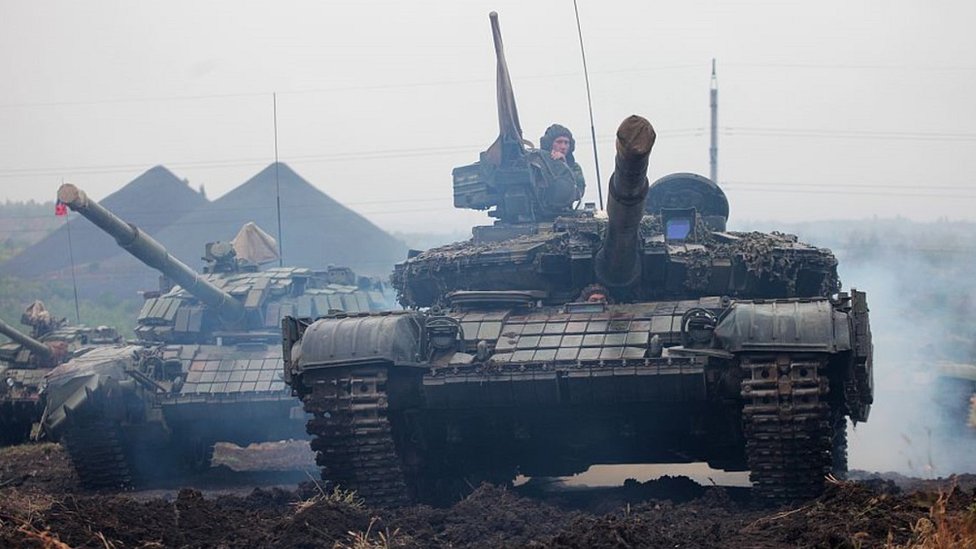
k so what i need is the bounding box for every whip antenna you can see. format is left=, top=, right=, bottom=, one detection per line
left=572, top=0, right=603, bottom=210
left=273, top=93, right=284, bottom=267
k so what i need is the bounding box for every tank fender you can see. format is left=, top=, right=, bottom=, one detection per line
left=41, top=345, right=147, bottom=439
left=288, top=312, right=426, bottom=375
left=713, top=299, right=853, bottom=353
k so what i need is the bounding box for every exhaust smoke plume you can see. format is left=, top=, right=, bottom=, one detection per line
left=762, top=218, right=976, bottom=476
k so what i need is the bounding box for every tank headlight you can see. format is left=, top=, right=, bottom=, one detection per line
left=5, top=377, right=14, bottom=387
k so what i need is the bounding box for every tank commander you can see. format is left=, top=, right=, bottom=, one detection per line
left=539, top=124, right=586, bottom=201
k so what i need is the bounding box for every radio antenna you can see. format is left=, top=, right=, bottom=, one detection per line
left=273, top=92, right=284, bottom=267
left=572, top=0, right=603, bottom=210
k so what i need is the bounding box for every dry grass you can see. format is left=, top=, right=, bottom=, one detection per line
left=0, top=506, right=69, bottom=549
left=334, top=517, right=403, bottom=549
left=0, top=442, right=60, bottom=460
left=887, top=486, right=976, bottom=549
left=14, top=522, right=72, bottom=549
left=292, top=475, right=364, bottom=515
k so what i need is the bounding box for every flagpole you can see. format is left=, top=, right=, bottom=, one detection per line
left=58, top=181, right=82, bottom=324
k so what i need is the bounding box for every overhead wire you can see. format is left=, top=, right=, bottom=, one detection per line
left=2, top=61, right=972, bottom=111
left=3, top=124, right=973, bottom=181
left=0, top=64, right=701, bottom=111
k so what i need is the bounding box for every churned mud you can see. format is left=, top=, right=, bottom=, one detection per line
left=1, top=443, right=974, bottom=548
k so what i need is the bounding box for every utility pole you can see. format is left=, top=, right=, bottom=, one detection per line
left=709, top=59, right=719, bottom=184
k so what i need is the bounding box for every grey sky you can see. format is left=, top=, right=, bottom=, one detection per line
left=1, top=0, right=974, bottom=232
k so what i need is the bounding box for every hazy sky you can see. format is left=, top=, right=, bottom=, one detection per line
left=1, top=0, right=974, bottom=232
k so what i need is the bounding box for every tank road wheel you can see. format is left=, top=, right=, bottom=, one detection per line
left=740, top=354, right=834, bottom=503
left=60, top=416, right=133, bottom=488
left=60, top=403, right=175, bottom=488
left=304, top=368, right=410, bottom=506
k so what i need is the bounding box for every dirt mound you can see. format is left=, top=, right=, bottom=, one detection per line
left=267, top=494, right=372, bottom=548
left=383, top=484, right=582, bottom=548
left=2, top=443, right=974, bottom=548
left=538, top=487, right=758, bottom=549
left=0, top=443, right=77, bottom=493
left=540, top=481, right=976, bottom=548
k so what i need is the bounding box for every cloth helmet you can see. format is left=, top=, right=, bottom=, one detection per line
left=539, top=124, right=577, bottom=164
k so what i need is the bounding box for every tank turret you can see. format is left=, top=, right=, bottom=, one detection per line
left=0, top=317, right=54, bottom=365
left=57, top=183, right=245, bottom=326
left=1, top=301, right=120, bottom=446
left=595, top=116, right=655, bottom=288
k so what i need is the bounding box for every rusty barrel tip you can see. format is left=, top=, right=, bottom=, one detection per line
left=615, top=115, right=656, bottom=158
left=57, top=183, right=83, bottom=205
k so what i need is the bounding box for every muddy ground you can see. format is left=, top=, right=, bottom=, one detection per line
left=0, top=444, right=973, bottom=548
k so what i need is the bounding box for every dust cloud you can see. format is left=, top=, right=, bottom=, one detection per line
left=774, top=219, right=976, bottom=476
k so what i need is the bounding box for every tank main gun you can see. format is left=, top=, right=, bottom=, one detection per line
left=56, top=184, right=246, bottom=326
left=0, top=317, right=54, bottom=362
left=595, top=115, right=656, bottom=288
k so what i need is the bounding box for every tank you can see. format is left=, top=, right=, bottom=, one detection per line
left=0, top=302, right=120, bottom=446
left=282, top=13, right=874, bottom=505
left=42, top=184, right=392, bottom=487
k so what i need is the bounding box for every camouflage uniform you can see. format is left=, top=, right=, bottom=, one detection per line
left=539, top=124, right=586, bottom=200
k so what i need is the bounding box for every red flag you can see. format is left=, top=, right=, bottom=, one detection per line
left=55, top=199, right=68, bottom=217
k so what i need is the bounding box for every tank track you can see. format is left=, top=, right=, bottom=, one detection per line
left=60, top=417, right=133, bottom=488
left=831, top=410, right=849, bottom=477
left=304, top=367, right=410, bottom=506
left=740, top=354, right=835, bottom=503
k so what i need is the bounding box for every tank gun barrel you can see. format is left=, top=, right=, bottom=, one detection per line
left=0, top=317, right=53, bottom=361
left=595, top=115, right=656, bottom=288
left=56, top=184, right=246, bottom=326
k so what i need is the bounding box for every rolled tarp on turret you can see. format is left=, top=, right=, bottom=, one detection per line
left=231, top=222, right=279, bottom=266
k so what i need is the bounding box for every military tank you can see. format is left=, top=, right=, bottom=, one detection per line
left=282, top=13, right=873, bottom=506
left=43, top=184, right=392, bottom=487
left=0, top=302, right=120, bottom=446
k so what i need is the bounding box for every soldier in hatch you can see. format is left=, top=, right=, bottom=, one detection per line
left=579, top=283, right=611, bottom=303
left=539, top=124, right=586, bottom=202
